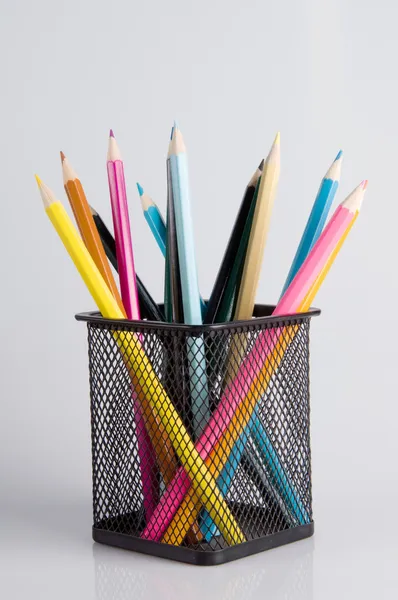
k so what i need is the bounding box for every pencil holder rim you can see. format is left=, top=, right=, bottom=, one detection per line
left=75, top=303, right=321, bottom=331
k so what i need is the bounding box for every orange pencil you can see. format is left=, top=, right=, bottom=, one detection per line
left=60, top=152, right=125, bottom=315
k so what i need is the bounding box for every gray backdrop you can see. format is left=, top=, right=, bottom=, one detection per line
left=1, top=0, right=396, bottom=598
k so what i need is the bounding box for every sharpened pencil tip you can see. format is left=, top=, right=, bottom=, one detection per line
left=89, top=205, right=98, bottom=216
left=361, top=179, right=368, bottom=190
left=335, top=150, right=343, bottom=161
left=109, top=129, right=114, bottom=138
left=35, top=174, right=42, bottom=188
left=60, top=151, right=66, bottom=163
left=274, top=132, right=280, bottom=145
left=136, top=182, right=144, bottom=196
left=258, top=159, right=265, bottom=170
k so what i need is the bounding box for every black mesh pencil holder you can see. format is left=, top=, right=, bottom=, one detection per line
left=76, top=304, right=320, bottom=566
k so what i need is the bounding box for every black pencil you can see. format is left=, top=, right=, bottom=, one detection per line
left=165, top=158, right=184, bottom=323
left=89, top=206, right=164, bottom=322
left=204, top=159, right=264, bottom=324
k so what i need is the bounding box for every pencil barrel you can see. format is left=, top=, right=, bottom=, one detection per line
left=77, top=304, right=319, bottom=565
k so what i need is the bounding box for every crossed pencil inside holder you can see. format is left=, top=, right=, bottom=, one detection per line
left=76, top=304, right=320, bottom=566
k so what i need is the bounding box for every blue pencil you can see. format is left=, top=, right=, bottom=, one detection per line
left=200, top=411, right=309, bottom=541
left=280, top=150, right=343, bottom=297
left=168, top=125, right=210, bottom=437
left=137, top=183, right=167, bottom=257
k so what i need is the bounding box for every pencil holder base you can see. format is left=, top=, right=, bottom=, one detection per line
left=92, top=510, right=314, bottom=566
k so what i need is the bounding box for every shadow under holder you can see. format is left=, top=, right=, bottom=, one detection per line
left=75, top=304, right=320, bottom=566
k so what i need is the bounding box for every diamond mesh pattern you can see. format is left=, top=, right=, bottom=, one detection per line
left=83, top=306, right=314, bottom=553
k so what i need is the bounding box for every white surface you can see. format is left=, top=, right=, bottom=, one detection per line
left=1, top=0, right=397, bottom=597
left=1, top=499, right=397, bottom=599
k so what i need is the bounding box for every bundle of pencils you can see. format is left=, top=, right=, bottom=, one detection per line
left=36, top=124, right=366, bottom=547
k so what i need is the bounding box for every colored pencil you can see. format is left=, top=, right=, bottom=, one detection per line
left=37, top=175, right=245, bottom=546
left=165, top=160, right=184, bottom=323
left=107, top=130, right=140, bottom=319
left=200, top=180, right=368, bottom=537
left=222, top=134, right=280, bottom=387
left=141, top=180, right=366, bottom=543
left=61, top=154, right=159, bottom=515
left=138, top=184, right=167, bottom=257
left=89, top=206, right=164, bottom=322
left=165, top=132, right=202, bottom=544
left=205, top=159, right=264, bottom=324
left=233, top=133, right=280, bottom=320
left=62, top=151, right=157, bottom=517
left=138, top=181, right=207, bottom=318
left=192, top=180, right=367, bottom=540
left=163, top=141, right=189, bottom=420
left=61, top=152, right=126, bottom=316
left=280, top=150, right=343, bottom=297
left=168, top=125, right=210, bottom=438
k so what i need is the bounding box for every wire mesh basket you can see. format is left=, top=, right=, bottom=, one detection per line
left=76, top=304, right=320, bottom=565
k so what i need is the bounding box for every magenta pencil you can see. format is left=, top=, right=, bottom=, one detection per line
left=141, top=180, right=366, bottom=541
left=107, top=130, right=140, bottom=319
left=107, top=130, right=157, bottom=519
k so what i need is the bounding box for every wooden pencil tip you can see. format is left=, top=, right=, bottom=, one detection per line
left=361, top=179, right=368, bottom=190
left=60, top=151, right=66, bottom=163
left=35, top=174, right=42, bottom=188
left=89, top=204, right=98, bottom=216
left=136, top=182, right=144, bottom=196
left=109, top=129, right=114, bottom=138
left=258, top=159, right=265, bottom=170
left=274, top=132, right=280, bottom=145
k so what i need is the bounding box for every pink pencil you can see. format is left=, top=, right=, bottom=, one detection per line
left=141, top=180, right=366, bottom=541
left=107, top=130, right=140, bottom=319
left=107, top=130, right=157, bottom=518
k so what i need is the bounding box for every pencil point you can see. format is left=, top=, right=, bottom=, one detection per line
left=258, top=158, right=265, bottom=170
left=35, top=174, right=42, bottom=188
left=168, top=125, right=186, bottom=156
left=136, top=182, right=144, bottom=196
left=335, top=150, right=343, bottom=161
left=274, top=132, right=280, bottom=145
left=107, top=132, right=122, bottom=161
left=89, top=204, right=98, bottom=216
left=60, top=151, right=66, bottom=163
left=342, top=181, right=367, bottom=212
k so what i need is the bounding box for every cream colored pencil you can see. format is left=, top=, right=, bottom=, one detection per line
left=225, top=133, right=280, bottom=384
left=234, top=132, right=280, bottom=319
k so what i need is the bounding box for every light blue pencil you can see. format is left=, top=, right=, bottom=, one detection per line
left=137, top=184, right=167, bottom=257
left=168, top=126, right=210, bottom=437
left=280, top=150, right=343, bottom=297
left=137, top=182, right=207, bottom=317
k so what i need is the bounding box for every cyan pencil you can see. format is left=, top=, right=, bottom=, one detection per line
left=280, top=150, right=343, bottom=296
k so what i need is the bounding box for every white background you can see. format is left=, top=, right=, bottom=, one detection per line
left=1, top=0, right=396, bottom=597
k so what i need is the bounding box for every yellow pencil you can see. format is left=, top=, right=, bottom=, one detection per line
left=162, top=204, right=360, bottom=546
left=36, top=175, right=245, bottom=546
